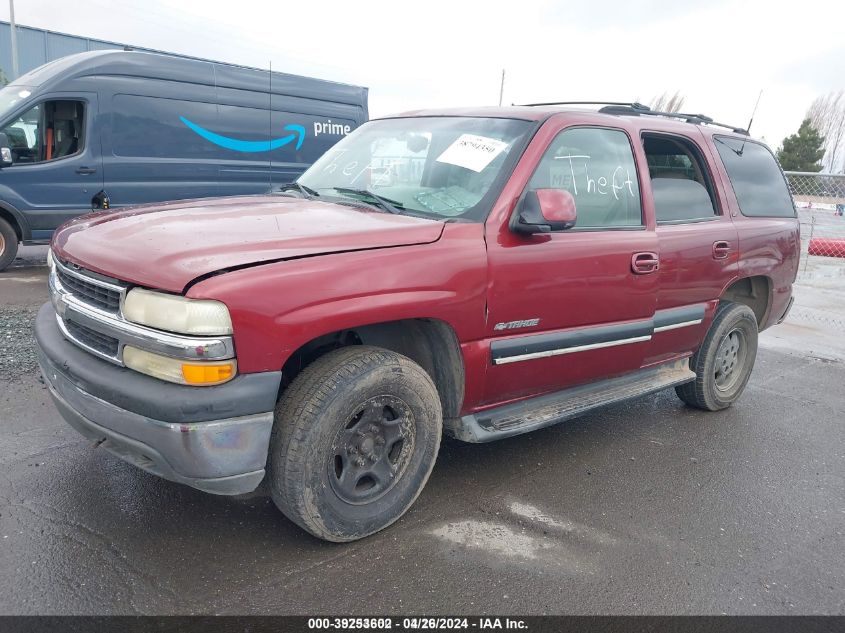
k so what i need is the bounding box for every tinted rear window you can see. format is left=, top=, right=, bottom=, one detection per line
left=713, top=136, right=795, bottom=217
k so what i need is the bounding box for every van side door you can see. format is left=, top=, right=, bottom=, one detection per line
left=101, top=92, right=222, bottom=207
left=0, top=93, right=102, bottom=240
left=482, top=120, right=659, bottom=406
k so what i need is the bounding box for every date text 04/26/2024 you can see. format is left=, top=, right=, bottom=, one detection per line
left=307, top=617, right=528, bottom=630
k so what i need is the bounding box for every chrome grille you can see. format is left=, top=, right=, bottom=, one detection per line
left=48, top=254, right=236, bottom=367
left=55, top=263, right=123, bottom=314
left=64, top=320, right=120, bottom=357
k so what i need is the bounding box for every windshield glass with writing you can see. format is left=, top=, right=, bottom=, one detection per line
left=298, top=117, right=532, bottom=219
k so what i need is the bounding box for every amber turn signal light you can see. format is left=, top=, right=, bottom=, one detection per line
left=181, top=361, right=236, bottom=385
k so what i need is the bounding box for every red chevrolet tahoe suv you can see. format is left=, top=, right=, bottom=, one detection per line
left=35, top=103, right=800, bottom=541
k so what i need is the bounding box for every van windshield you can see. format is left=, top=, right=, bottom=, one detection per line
left=297, top=116, right=532, bottom=220
left=0, top=85, right=35, bottom=120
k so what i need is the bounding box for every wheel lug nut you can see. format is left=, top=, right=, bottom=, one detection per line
left=375, top=437, right=385, bottom=446
left=355, top=457, right=366, bottom=467
left=369, top=454, right=378, bottom=462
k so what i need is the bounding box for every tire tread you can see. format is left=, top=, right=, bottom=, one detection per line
left=676, top=301, right=758, bottom=411
left=268, top=345, right=440, bottom=541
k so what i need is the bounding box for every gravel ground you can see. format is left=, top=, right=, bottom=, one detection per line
left=0, top=245, right=49, bottom=381
left=0, top=306, right=40, bottom=380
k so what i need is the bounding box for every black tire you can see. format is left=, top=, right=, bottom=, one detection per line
left=0, top=217, right=18, bottom=272
left=268, top=345, right=442, bottom=542
left=675, top=301, right=758, bottom=411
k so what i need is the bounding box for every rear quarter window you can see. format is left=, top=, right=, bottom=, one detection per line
left=713, top=136, right=795, bottom=218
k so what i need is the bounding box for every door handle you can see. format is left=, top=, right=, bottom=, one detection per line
left=75, top=166, right=96, bottom=175
left=712, top=240, right=731, bottom=260
left=631, top=252, right=659, bottom=274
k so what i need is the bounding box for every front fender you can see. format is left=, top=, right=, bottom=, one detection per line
left=0, top=196, right=31, bottom=240
left=187, top=223, right=489, bottom=374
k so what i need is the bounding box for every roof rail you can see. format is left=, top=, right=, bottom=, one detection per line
left=517, top=101, right=748, bottom=135
left=519, top=100, right=650, bottom=109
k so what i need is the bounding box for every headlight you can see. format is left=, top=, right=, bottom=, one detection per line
left=123, top=288, right=232, bottom=335
left=124, top=346, right=236, bottom=386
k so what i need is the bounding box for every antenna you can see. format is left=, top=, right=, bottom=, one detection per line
left=738, top=90, right=763, bottom=156
left=269, top=60, right=273, bottom=190
left=498, top=69, right=505, bottom=107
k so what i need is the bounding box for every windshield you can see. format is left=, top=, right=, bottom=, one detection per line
left=298, top=116, right=533, bottom=219
left=0, top=85, right=35, bottom=120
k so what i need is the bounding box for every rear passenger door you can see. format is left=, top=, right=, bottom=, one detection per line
left=638, top=131, right=739, bottom=365
left=484, top=124, right=659, bottom=405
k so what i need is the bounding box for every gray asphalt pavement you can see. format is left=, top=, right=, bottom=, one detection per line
left=1, top=254, right=843, bottom=615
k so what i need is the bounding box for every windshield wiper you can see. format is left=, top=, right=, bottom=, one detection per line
left=275, top=182, right=319, bottom=199
left=331, top=187, right=404, bottom=214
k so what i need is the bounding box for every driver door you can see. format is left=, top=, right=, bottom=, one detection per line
left=482, top=123, right=659, bottom=405
left=0, top=92, right=102, bottom=240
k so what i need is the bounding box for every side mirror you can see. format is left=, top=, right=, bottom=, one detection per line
left=0, top=133, right=12, bottom=168
left=512, top=188, right=577, bottom=234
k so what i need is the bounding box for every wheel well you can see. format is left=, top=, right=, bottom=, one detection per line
left=721, top=276, right=771, bottom=326
left=280, top=318, right=465, bottom=419
left=0, top=207, right=22, bottom=241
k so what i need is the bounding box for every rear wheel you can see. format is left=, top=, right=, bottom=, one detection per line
left=268, top=346, right=442, bottom=542
left=675, top=302, right=758, bottom=411
left=0, top=217, right=19, bottom=272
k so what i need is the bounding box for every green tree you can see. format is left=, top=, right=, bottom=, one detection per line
left=777, top=119, right=825, bottom=172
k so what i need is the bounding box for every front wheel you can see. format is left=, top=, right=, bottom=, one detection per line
left=268, top=346, right=442, bottom=542
left=675, top=302, right=759, bottom=411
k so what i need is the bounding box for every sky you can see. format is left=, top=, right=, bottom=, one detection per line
left=2, top=0, right=844, bottom=149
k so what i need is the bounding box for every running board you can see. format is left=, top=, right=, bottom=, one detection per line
left=445, top=358, right=695, bottom=443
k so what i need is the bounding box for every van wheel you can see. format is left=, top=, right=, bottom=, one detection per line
left=0, top=217, right=19, bottom=272
left=268, top=346, right=442, bottom=542
left=675, top=302, right=758, bottom=411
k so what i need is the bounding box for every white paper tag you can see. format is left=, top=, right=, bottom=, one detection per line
left=435, top=134, right=509, bottom=173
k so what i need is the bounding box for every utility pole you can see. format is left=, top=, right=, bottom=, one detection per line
left=9, top=0, right=19, bottom=79
left=498, top=69, right=505, bottom=107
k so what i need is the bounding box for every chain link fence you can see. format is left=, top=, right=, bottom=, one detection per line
left=781, top=171, right=845, bottom=332
left=785, top=172, right=845, bottom=263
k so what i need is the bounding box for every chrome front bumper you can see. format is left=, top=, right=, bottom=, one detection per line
left=40, top=351, right=273, bottom=495
left=36, top=303, right=280, bottom=496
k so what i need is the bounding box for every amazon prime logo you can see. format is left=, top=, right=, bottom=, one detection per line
left=313, top=119, right=352, bottom=137
left=180, top=116, right=305, bottom=153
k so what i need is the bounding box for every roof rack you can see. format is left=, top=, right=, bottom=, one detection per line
left=517, top=101, right=748, bottom=135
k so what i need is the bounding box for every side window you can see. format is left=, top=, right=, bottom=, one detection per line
left=2, top=104, right=41, bottom=163
left=642, top=134, right=718, bottom=223
left=528, top=127, right=642, bottom=228
left=713, top=136, right=795, bottom=217
left=0, top=100, right=85, bottom=164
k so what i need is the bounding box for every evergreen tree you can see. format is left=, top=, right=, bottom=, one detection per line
left=777, top=119, right=825, bottom=172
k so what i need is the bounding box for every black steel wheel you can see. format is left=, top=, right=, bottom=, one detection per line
left=328, top=395, right=416, bottom=505
left=268, top=346, right=442, bottom=542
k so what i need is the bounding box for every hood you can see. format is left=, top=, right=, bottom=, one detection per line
left=53, top=196, right=445, bottom=293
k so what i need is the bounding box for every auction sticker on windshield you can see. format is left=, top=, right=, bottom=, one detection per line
left=436, top=134, right=509, bottom=172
